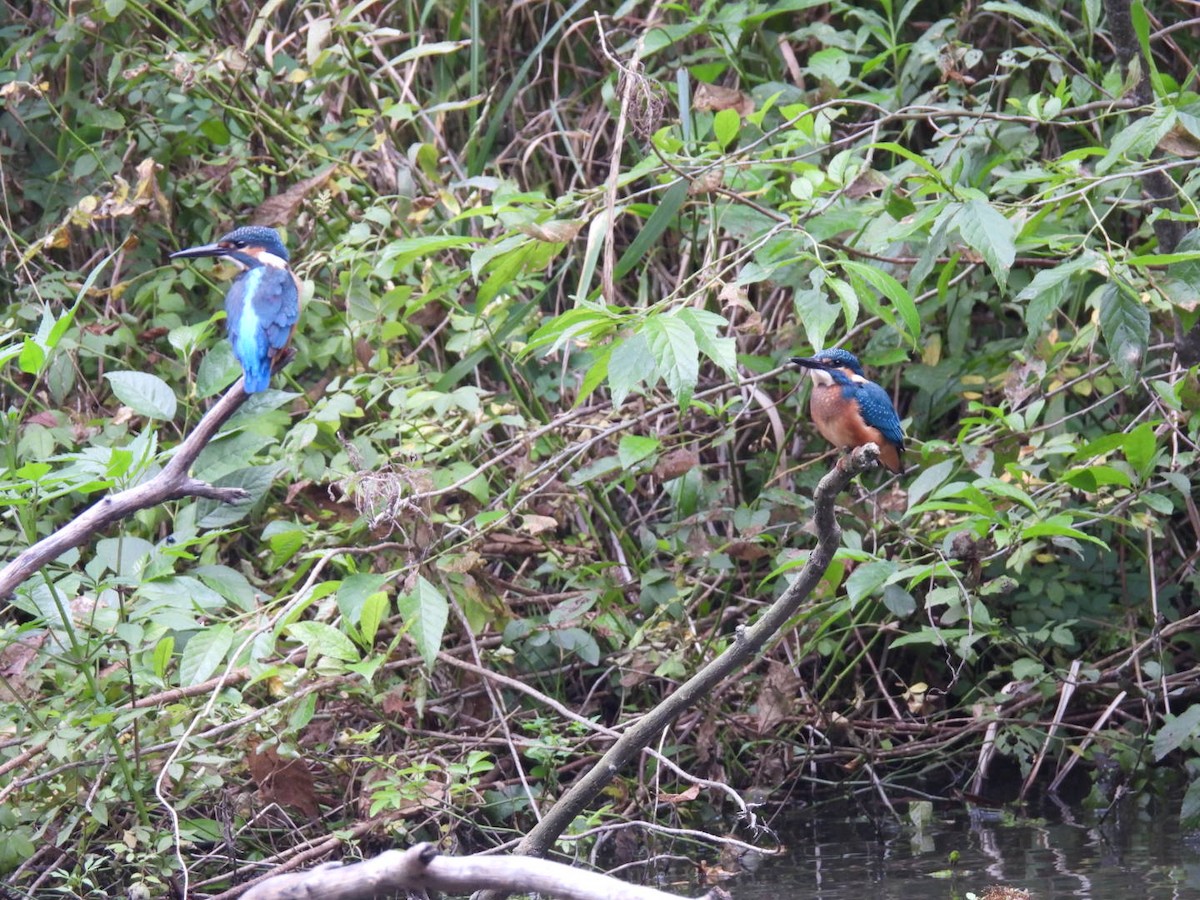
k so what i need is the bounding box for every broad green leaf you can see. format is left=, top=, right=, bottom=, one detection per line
left=841, top=261, right=920, bottom=345
left=643, top=314, right=699, bottom=407
left=104, top=371, right=177, bottom=420
left=608, top=332, right=654, bottom=407
left=712, top=108, right=739, bottom=149
left=179, top=624, right=234, bottom=686
left=1098, top=283, right=1150, bottom=382
left=338, top=574, right=390, bottom=627
left=194, top=465, right=276, bottom=529
left=287, top=621, right=361, bottom=662
left=152, top=635, right=175, bottom=681
left=1124, top=422, right=1157, bottom=477
left=1017, top=253, right=1098, bottom=334
left=1021, top=515, right=1108, bottom=548
left=618, top=434, right=660, bottom=469
left=398, top=576, right=449, bottom=670
left=1153, top=705, right=1200, bottom=760
left=676, top=308, right=736, bottom=374
left=846, top=560, right=897, bottom=605
left=905, top=459, right=956, bottom=512
left=954, top=199, right=1015, bottom=290
left=792, top=288, right=839, bottom=352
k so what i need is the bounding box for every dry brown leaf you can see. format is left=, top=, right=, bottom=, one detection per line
left=659, top=784, right=701, bottom=804
left=693, top=82, right=755, bottom=116
left=520, top=514, right=559, bottom=536
left=653, top=449, right=699, bottom=481
left=251, top=165, right=337, bottom=227
left=1158, top=124, right=1200, bottom=157
left=517, top=220, right=583, bottom=242
left=247, top=743, right=321, bottom=819
left=688, top=168, right=724, bottom=195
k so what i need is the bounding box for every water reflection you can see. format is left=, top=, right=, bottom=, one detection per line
left=728, top=801, right=1200, bottom=898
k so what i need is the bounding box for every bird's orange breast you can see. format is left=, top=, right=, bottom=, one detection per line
left=809, top=385, right=903, bottom=473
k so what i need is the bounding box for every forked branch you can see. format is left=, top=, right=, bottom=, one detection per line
left=0, top=379, right=254, bottom=598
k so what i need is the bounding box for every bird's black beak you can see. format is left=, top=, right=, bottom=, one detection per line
left=169, top=241, right=228, bottom=261
left=789, top=356, right=828, bottom=370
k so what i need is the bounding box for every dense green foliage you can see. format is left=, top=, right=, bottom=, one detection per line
left=2, top=0, right=1200, bottom=893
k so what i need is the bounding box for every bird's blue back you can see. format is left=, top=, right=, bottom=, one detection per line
left=828, top=369, right=905, bottom=450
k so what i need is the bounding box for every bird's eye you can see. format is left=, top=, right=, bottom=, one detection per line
left=233, top=241, right=246, bottom=248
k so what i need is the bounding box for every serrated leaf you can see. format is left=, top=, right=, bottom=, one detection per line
left=179, top=624, right=234, bottom=686
left=287, top=621, right=361, bottom=662
left=643, top=315, right=699, bottom=407
left=1098, top=283, right=1150, bottom=382
left=398, top=576, right=449, bottom=670
left=608, top=332, right=653, bottom=407
left=954, top=199, right=1015, bottom=290
left=104, top=371, right=177, bottom=420
left=676, top=308, right=737, bottom=374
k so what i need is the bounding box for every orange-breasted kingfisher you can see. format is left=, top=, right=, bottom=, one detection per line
left=170, top=225, right=300, bottom=394
left=790, top=348, right=906, bottom=474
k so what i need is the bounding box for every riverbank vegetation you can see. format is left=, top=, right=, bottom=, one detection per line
left=2, top=0, right=1199, bottom=895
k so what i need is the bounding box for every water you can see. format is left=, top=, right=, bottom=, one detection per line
left=724, top=801, right=1200, bottom=898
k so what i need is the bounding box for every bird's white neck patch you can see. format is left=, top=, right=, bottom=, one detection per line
left=806, top=368, right=834, bottom=386
left=257, top=251, right=287, bottom=269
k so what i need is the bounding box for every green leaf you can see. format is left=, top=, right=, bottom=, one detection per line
left=194, top=465, right=276, bottom=529
left=608, top=332, right=653, bottom=407
left=1017, top=253, right=1097, bottom=334
left=712, top=108, right=739, bottom=149
left=905, top=459, right=956, bottom=512
left=179, top=624, right=234, bottom=686
left=1021, top=515, right=1109, bottom=548
left=954, top=199, right=1016, bottom=290
left=1098, top=283, right=1150, bottom=382
left=152, top=635, right=175, bottom=681
left=287, top=621, right=361, bottom=663
left=841, top=261, right=920, bottom=345
left=846, top=560, right=897, bottom=605
left=104, top=371, right=177, bottom=420
left=338, top=574, right=390, bottom=627
left=398, top=576, right=449, bottom=670
left=618, top=435, right=660, bottom=469
left=643, top=314, right=699, bottom=407
left=676, top=308, right=736, bottom=374
left=1124, top=421, right=1157, bottom=477
left=792, top=288, right=839, bottom=352
left=1153, top=704, right=1200, bottom=760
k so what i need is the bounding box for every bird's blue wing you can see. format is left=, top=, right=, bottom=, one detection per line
left=226, top=267, right=298, bottom=393
left=254, top=267, right=300, bottom=353
left=854, top=382, right=905, bottom=449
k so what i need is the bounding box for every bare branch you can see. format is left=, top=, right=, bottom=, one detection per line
left=240, top=842, right=729, bottom=900
left=0, top=379, right=253, bottom=598
left=489, top=445, right=880, bottom=872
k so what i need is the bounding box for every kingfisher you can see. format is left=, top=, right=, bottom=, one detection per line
left=790, top=348, right=906, bottom=474
left=170, top=225, right=300, bottom=394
